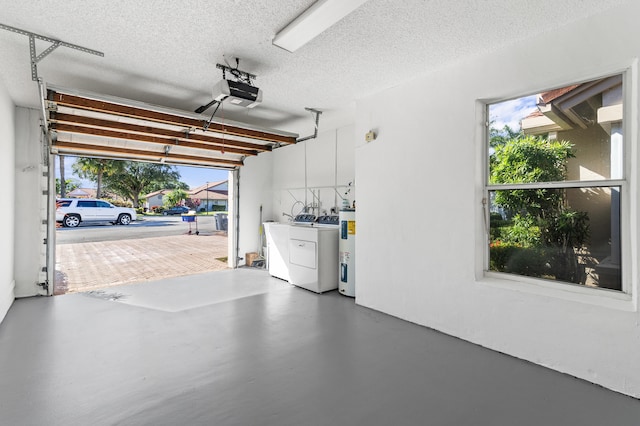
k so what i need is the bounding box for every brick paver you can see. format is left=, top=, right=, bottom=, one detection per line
left=55, top=234, right=229, bottom=294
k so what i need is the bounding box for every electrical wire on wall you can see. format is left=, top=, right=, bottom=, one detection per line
left=233, top=167, right=241, bottom=268
left=304, top=139, right=307, bottom=211
left=334, top=128, right=338, bottom=210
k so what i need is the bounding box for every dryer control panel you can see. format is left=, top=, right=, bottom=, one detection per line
left=293, top=214, right=317, bottom=224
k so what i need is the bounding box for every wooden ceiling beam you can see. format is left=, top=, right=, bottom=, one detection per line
left=51, top=112, right=270, bottom=152
left=52, top=149, right=237, bottom=170
left=48, top=90, right=296, bottom=145
left=51, top=122, right=258, bottom=156
left=53, top=140, right=243, bottom=167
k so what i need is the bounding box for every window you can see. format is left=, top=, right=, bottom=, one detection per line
left=77, top=200, right=98, bottom=208
left=486, top=74, right=624, bottom=291
left=97, top=201, right=112, bottom=208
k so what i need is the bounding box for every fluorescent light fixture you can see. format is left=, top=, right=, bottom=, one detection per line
left=273, top=0, right=369, bottom=52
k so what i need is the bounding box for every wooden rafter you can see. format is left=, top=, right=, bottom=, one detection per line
left=51, top=122, right=258, bottom=157
left=48, top=91, right=296, bottom=145
left=50, top=112, right=269, bottom=153
left=45, top=87, right=299, bottom=169
left=53, top=140, right=243, bottom=167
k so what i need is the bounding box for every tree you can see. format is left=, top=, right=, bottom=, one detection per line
left=144, top=179, right=189, bottom=193
left=186, top=197, right=201, bottom=211
left=72, top=158, right=120, bottom=198
left=163, top=189, right=189, bottom=208
left=56, top=178, right=80, bottom=195
left=490, top=135, right=574, bottom=218
left=541, top=209, right=590, bottom=282
left=58, top=155, right=67, bottom=197
left=489, top=124, right=523, bottom=149
left=489, top=133, right=589, bottom=283
left=102, top=161, right=181, bottom=208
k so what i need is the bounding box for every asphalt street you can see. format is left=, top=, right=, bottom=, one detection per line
left=55, top=215, right=224, bottom=244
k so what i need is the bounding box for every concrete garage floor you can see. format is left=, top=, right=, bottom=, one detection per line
left=1, top=268, right=639, bottom=425
left=55, top=234, right=229, bottom=294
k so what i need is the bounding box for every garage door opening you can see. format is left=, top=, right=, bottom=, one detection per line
left=54, top=156, right=233, bottom=295
left=42, top=85, right=297, bottom=296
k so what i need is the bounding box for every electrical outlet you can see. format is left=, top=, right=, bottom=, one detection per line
left=365, top=130, right=376, bottom=142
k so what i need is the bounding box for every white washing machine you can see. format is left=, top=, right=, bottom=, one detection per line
left=288, top=224, right=339, bottom=293
left=263, top=222, right=290, bottom=281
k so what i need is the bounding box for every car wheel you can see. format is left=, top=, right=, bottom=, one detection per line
left=117, top=214, right=132, bottom=225
left=163, top=212, right=168, bottom=216
left=63, top=215, right=80, bottom=228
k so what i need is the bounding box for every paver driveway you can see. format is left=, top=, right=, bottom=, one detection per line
left=55, top=233, right=229, bottom=294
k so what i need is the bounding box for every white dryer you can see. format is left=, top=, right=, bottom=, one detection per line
left=288, top=225, right=339, bottom=293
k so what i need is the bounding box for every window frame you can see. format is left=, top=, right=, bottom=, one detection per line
left=481, top=69, right=634, bottom=301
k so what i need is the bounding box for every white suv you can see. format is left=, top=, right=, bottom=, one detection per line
left=56, top=198, right=137, bottom=228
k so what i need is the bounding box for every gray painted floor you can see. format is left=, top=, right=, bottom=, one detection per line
left=1, top=268, right=639, bottom=426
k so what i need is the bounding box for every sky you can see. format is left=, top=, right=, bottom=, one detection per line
left=489, top=94, right=537, bottom=131
left=55, top=156, right=230, bottom=190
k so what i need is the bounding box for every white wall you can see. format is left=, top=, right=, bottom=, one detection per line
left=270, top=125, right=356, bottom=221
left=13, top=108, right=47, bottom=298
left=238, top=125, right=355, bottom=265
left=236, top=153, right=274, bottom=265
left=0, top=79, right=15, bottom=323
left=355, top=3, right=640, bottom=398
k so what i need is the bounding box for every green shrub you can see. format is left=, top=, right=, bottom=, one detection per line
left=489, top=212, right=504, bottom=222
left=489, top=241, right=521, bottom=272
left=490, top=242, right=550, bottom=277
left=105, top=198, right=133, bottom=208
left=502, top=214, right=541, bottom=247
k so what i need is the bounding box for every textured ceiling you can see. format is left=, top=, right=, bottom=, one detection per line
left=0, top=0, right=628, bottom=135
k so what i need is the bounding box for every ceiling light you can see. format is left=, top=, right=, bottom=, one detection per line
left=272, top=0, right=369, bottom=52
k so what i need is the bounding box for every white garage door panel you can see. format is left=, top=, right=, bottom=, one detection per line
left=14, top=107, right=49, bottom=297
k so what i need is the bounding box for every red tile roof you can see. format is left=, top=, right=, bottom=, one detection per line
left=538, top=84, right=580, bottom=105
left=188, top=180, right=227, bottom=195
left=524, top=109, right=544, bottom=119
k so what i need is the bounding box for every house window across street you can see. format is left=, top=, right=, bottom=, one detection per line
left=485, top=74, right=625, bottom=292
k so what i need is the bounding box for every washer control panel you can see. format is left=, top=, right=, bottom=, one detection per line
left=293, top=214, right=317, bottom=224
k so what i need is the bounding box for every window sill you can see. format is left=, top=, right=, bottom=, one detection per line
left=479, top=272, right=635, bottom=312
